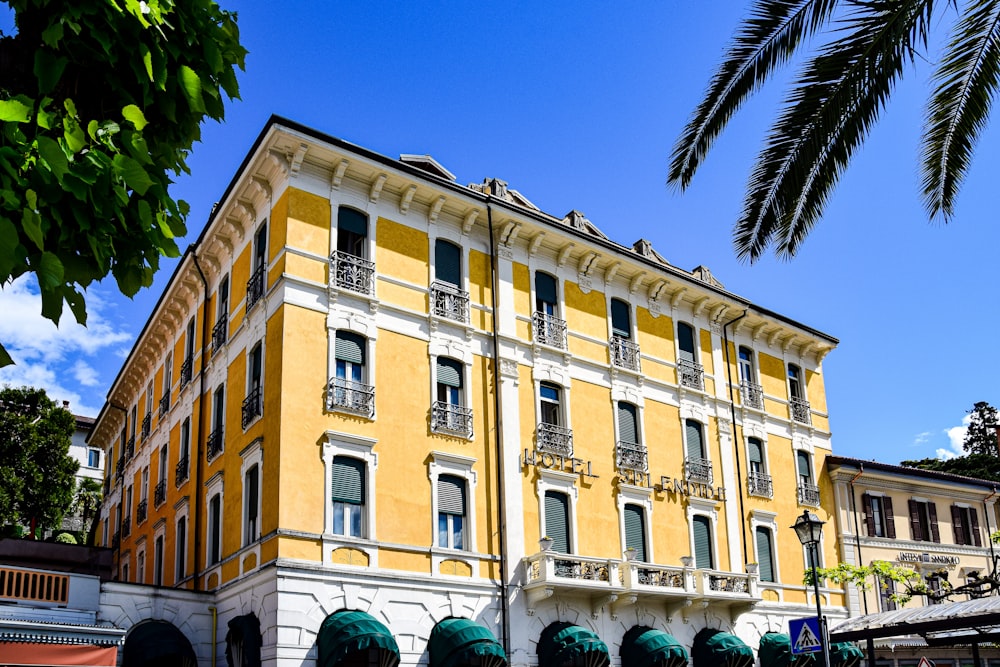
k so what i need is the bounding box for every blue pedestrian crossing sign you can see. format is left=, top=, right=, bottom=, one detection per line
left=789, top=616, right=823, bottom=654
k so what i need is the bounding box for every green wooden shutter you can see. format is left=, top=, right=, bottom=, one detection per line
left=755, top=527, right=774, bottom=582
left=693, top=515, right=713, bottom=569
left=331, top=457, right=365, bottom=505
left=624, top=504, right=646, bottom=562
left=685, top=420, right=703, bottom=459
left=535, top=272, right=557, bottom=307
left=617, top=403, right=638, bottom=444
left=678, top=323, right=696, bottom=363
left=611, top=299, right=631, bottom=338
left=748, top=438, right=762, bottom=465
left=435, top=240, right=461, bottom=286
left=246, top=465, right=259, bottom=521
left=338, top=208, right=368, bottom=237
left=335, top=332, right=365, bottom=364
left=796, top=451, right=811, bottom=481
left=437, top=358, right=463, bottom=388
left=438, top=475, right=466, bottom=516
left=544, top=491, right=570, bottom=553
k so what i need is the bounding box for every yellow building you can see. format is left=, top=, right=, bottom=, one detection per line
left=91, top=116, right=845, bottom=666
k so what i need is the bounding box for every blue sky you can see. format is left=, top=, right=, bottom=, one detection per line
left=1, top=2, right=997, bottom=462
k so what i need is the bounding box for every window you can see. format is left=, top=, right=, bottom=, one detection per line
left=244, top=464, right=259, bottom=545
left=755, top=527, right=776, bottom=582
left=175, top=517, right=187, bottom=581
left=432, top=239, right=468, bottom=322
left=433, top=357, right=471, bottom=437
left=747, top=437, right=772, bottom=498
left=747, top=438, right=764, bottom=474
left=331, top=456, right=365, bottom=537
left=330, top=332, right=373, bottom=417
left=161, top=352, right=172, bottom=414
left=153, top=535, right=164, bottom=586
left=539, top=382, right=562, bottom=426
left=610, top=298, right=631, bottom=338
left=738, top=346, right=755, bottom=383
left=616, top=402, right=645, bottom=472
left=952, top=505, right=982, bottom=546
left=788, top=364, right=804, bottom=399
left=214, top=275, right=230, bottom=349
left=678, top=322, right=697, bottom=363
left=677, top=322, right=703, bottom=389
left=788, top=363, right=811, bottom=423
left=796, top=451, right=813, bottom=484
left=533, top=271, right=566, bottom=348
left=437, top=474, right=467, bottom=550
left=88, top=448, right=101, bottom=468
left=156, top=446, right=167, bottom=505
left=617, top=402, right=639, bottom=445
left=544, top=490, right=571, bottom=554
left=684, top=420, right=711, bottom=483
left=796, top=450, right=819, bottom=505
left=435, top=239, right=461, bottom=287
left=243, top=342, right=263, bottom=428
left=253, top=222, right=267, bottom=272
left=908, top=499, right=940, bottom=542
left=878, top=576, right=897, bottom=612
left=692, top=515, right=714, bottom=569
left=623, top=504, right=647, bottom=562
left=863, top=494, right=896, bottom=538
left=176, top=418, right=191, bottom=485
left=247, top=223, right=267, bottom=310
left=184, top=317, right=195, bottom=360
left=208, top=493, right=222, bottom=565
left=137, top=550, right=145, bottom=583
left=209, top=385, right=225, bottom=459
left=122, top=559, right=129, bottom=583
left=535, top=272, right=558, bottom=316
left=333, top=208, right=374, bottom=295
left=609, top=299, right=640, bottom=371
left=927, top=573, right=944, bottom=604
left=739, top=346, right=763, bottom=408
left=337, top=208, right=367, bottom=257
left=130, top=405, right=137, bottom=440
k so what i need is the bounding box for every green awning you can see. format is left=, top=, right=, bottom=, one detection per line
left=757, top=633, right=815, bottom=667
left=429, top=618, right=507, bottom=667
left=537, top=622, right=609, bottom=667
left=122, top=620, right=197, bottom=667
left=692, top=628, right=754, bottom=667
left=620, top=626, right=688, bottom=667
left=318, top=610, right=400, bottom=667
left=829, top=642, right=864, bottom=667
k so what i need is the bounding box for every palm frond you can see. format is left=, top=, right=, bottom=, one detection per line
left=735, top=0, right=936, bottom=261
left=668, top=0, right=840, bottom=190
left=922, top=0, right=1000, bottom=221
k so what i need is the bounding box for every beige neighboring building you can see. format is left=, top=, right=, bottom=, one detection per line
left=828, top=456, right=1000, bottom=665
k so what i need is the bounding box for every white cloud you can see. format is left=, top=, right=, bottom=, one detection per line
left=913, top=431, right=931, bottom=446
left=936, top=413, right=972, bottom=460
left=71, top=360, right=101, bottom=387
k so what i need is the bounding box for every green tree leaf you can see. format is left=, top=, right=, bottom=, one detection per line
left=122, top=104, right=148, bottom=130
left=36, top=136, right=69, bottom=178
left=37, top=251, right=65, bottom=289
left=21, top=208, right=44, bottom=250
left=33, top=50, right=68, bottom=95
left=178, top=64, right=206, bottom=113
left=0, top=97, right=33, bottom=123
left=112, top=154, right=154, bottom=195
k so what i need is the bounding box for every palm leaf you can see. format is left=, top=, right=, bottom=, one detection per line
left=668, top=0, right=840, bottom=189
left=922, top=0, right=1000, bottom=221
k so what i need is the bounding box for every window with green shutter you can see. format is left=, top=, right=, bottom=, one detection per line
left=332, top=457, right=365, bottom=505
left=748, top=437, right=763, bottom=473
left=756, top=527, right=775, bottom=582
left=535, top=271, right=558, bottom=313
left=335, top=332, right=365, bottom=365
left=438, top=475, right=467, bottom=550
left=796, top=450, right=812, bottom=483
left=685, top=419, right=704, bottom=459
left=693, top=515, right=713, bottom=569
left=544, top=491, right=570, bottom=554
left=435, top=239, right=461, bottom=286
left=624, top=504, right=647, bottom=562
left=611, top=299, right=631, bottom=338
left=617, top=402, right=638, bottom=444
left=678, top=322, right=696, bottom=363
left=337, top=207, right=367, bottom=257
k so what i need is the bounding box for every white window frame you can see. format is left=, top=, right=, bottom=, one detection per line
left=608, top=296, right=635, bottom=340
left=428, top=451, right=478, bottom=573
left=87, top=448, right=101, bottom=469
left=616, top=485, right=653, bottom=561
left=163, top=351, right=173, bottom=402
left=682, top=418, right=708, bottom=460
left=217, top=273, right=230, bottom=323
left=136, top=539, right=146, bottom=584
left=430, top=233, right=468, bottom=292
left=333, top=205, right=374, bottom=262
left=745, top=427, right=769, bottom=474
left=240, top=439, right=263, bottom=547
left=174, top=496, right=189, bottom=583
left=205, top=472, right=224, bottom=568
left=152, top=521, right=166, bottom=586
left=737, top=345, right=757, bottom=384
left=244, top=339, right=265, bottom=429
left=686, top=498, right=721, bottom=571
left=141, top=466, right=149, bottom=502
left=536, top=468, right=578, bottom=555
left=787, top=362, right=807, bottom=401
left=145, top=380, right=154, bottom=421
left=676, top=320, right=699, bottom=362
left=322, top=431, right=378, bottom=565
left=750, top=509, right=780, bottom=583
left=120, top=552, right=130, bottom=582
left=533, top=269, right=561, bottom=317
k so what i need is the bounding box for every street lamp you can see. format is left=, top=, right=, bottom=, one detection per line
left=791, top=510, right=831, bottom=667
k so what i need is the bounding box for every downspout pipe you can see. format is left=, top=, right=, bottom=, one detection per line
left=486, top=202, right=511, bottom=656
left=847, top=465, right=867, bottom=614
left=192, top=254, right=211, bottom=591
left=107, top=402, right=128, bottom=570
left=722, top=309, right=749, bottom=567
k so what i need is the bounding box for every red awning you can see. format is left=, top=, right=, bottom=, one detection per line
left=1, top=642, right=118, bottom=666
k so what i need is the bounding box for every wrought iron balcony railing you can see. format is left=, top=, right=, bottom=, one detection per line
left=121, top=516, right=131, bottom=538
left=212, top=316, right=228, bottom=353
left=536, top=422, right=573, bottom=457
left=136, top=499, right=147, bottom=525
left=125, top=437, right=135, bottom=462
left=326, top=377, right=375, bottom=418
left=154, top=480, right=166, bottom=507
left=685, top=456, right=714, bottom=484
left=115, top=457, right=124, bottom=481
left=242, top=387, right=263, bottom=429
left=175, top=456, right=189, bottom=487
left=140, top=413, right=151, bottom=441
left=616, top=441, right=648, bottom=473
left=246, top=265, right=265, bottom=311
left=747, top=471, right=773, bottom=499
left=532, top=311, right=568, bottom=350
left=159, top=394, right=170, bottom=418
left=179, top=357, right=192, bottom=387
left=431, top=281, right=470, bottom=323
left=740, top=382, right=764, bottom=410
left=206, top=427, right=224, bottom=461
left=790, top=397, right=812, bottom=425
left=678, top=359, right=704, bottom=390
left=431, top=401, right=473, bottom=438
left=330, top=250, right=375, bottom=296
left=798, top=482, right=821, bottom=506
left=609, top=335, right=641, bottom=372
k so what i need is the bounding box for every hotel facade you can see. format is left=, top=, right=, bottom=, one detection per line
left=87, top=117, right=846, bottom=666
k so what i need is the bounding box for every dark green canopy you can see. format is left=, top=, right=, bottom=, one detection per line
left=122, top=620, right=197, bottom=667
left=537, top=622, right=609, bottom=667
left=757, top=633, right=815, bottom=667
left=318, top=610, right=400, bottom=667
left=620, top=626, right=688, bottom=667
left=829, top=642, right=864, bottom=667
left=429, top=618, right=507, bottom=667
left=692, top=628, right=754, bottom=667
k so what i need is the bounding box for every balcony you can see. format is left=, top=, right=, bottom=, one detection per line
left=242, top=387, right=263, bottom=429
left=212, top=316, right=228, bottom=353
left=536, top=422, right=573, bottom=457
left=685, top=456, right=713, bottom=484
left=431, top=401, right=473, bottom=438
left=121, top=517, right=131, bottom=538
left=431, top=281, right=469, bottom=323
left=798, top=482, right=820, bottom=506
left=326, top=377, right=375, bottom=418
left=111, top=531, right=120, bottom=550
left=206, top=427, right=224, bottom=461
left=790, top=397, right=812, bottom=425
left=747, top=471, right=773, bottom=499
left=532, top=311, right=567, bottom=350
left=159, top=394, right=170, bottom=418
left=140, top=413, right=151, bottom=441
left=136, top=499, right=147, bottom=525
left=175, top=456, right=189, bottom=487
left=616, top=441, right=648, bottom=473
left=179, top=357, right=192, bottom=387
left=246, top=265, right=265, bottom=311
left=609, top=335, right=641, bottom=372
left=154, top=480, right=166, bottom=507
left=678, top=359, right=704, bottom=390
left=741, top=382, right=764, bottom=410
left=330, top=250, right=375, bottom=296
left=115, top=457, right=124, bottom=481
left=125, top=437, right=135, bottom=462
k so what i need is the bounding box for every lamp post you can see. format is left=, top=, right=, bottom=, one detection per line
left=791, top=510, right=831, bottom=667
